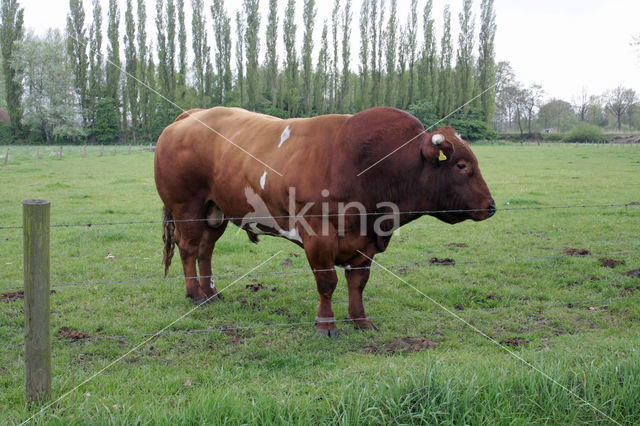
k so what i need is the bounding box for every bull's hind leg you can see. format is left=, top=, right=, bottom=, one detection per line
left=196, top=216, right=228, bottom=302
left=172, top=202, right=214, bottom=304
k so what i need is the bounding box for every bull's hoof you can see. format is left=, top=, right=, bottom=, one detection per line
left=316, top=327, right=339, bottom=338
left=315, top=316, right=339, bottom=338
left=191, top=293, right=223, bottom=306
left=349, top=317, right=379, bottom=331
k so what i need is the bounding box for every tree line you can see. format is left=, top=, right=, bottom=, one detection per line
left=494, top=61, right=639, bottom=136
left=0, top=0, right=502, bottom=144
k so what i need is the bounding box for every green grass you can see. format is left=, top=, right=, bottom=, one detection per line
left=1, top=143, right=639, bottom=424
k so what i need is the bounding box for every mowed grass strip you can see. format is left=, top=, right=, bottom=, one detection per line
left=0, top=143, right=639, bottom=424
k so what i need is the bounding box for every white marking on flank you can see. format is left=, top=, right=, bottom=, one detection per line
left=248, top=223, right=265, bottom=234
left=279, top=228, right=302, bottom=244
left=432, top=134, right=445, bottom=145
left=278, top=125, right=291, bottom=148
left=260, top=171, right=267, bottom=189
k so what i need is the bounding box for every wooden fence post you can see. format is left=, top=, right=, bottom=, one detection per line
left=3, top=148, right=7, bottom=166
left=128, top=144, right=132, bottom=155
left=36, top=148, right=39, bottom=165
left=114, top=145, right=117, bottom=155
left=23, top=199, right=51, bottom=403
left=100, top=145, right=104, bottom=157
left=59, top=146, right=63, bottom=160
left=82, top=145, right=87, bottom=158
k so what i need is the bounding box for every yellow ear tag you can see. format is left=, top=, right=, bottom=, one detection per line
left=438, top=150, right=447, bottom=161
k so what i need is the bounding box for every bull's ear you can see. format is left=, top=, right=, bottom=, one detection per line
left=421, top=133, right=454, bottom=163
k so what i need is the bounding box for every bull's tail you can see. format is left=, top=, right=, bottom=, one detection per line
left=162, top=206, right=176, bottom=278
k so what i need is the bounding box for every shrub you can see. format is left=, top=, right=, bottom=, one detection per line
left=564, top=123, right=605, bottom=143
left=262, top=107, right=290, bottom=119
left=0, top=122, right=14, bottom=144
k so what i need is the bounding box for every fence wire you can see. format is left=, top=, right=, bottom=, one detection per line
left=0, top=202, right=638, bottom=231
left=1, top=295, right=637, bottom=349
left=0, top=249, right=635, bottom=293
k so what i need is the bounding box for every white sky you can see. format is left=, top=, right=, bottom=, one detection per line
left=20, top=0, right=640, bottom=103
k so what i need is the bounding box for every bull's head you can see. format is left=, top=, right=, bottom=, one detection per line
left=420, top=126, right=495, bottom=224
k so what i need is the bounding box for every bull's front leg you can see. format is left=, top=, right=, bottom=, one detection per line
left=303, top=234, right=339, bottom=338
left=345, top=258, right=377, bottom=331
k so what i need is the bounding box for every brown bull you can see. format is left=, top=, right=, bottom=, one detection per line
left=154, top=106, right=495, bottom=337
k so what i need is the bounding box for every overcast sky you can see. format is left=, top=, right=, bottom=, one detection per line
left=20, top=0, right=640, bottom=103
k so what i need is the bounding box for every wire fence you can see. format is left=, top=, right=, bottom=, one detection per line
left=2, top=294, right=637, bottom=349
left=0, top=202, right=637, bottom=231
left=0, top=249, right=635, bottom=293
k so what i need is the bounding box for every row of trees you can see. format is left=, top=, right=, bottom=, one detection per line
left=494, top=62, right=639, bottom=136
left=0, top=0, right=500, bottom=144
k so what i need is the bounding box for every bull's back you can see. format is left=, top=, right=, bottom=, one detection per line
left=155, top=107, right=350, bottom=213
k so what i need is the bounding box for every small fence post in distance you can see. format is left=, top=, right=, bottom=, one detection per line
left=23, top=199, right=52, bottom=403
left=82, top=145, right=87, bottom=158
left=36, top=148, right=39, bottom=165
left=3, top=148, right=7, bottom=166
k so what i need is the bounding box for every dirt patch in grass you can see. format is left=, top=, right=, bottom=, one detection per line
left=246, top=283, right=265, bottom=292
left=379, top=337, right=438, bottom=353
left=281, top=258, right=293, bottom=267
left=445, top=242, right=468, bottom=248
left=397, top=268, right=408, bottom=274
left=624, top=269, right=640, bottom=278
left=221, top=328, right=252, bottom=344
left=499, top=337, right=529, bottom=347
left=563, top=248, right=590, bottom=256
left=620, top=286, right=640, bottom=296
left=1, top=289, right=56, bottom=302
left=55, top=327, right=93, bottom=340
left=428, top=257, right=455, bottom=265
left=600, top=258, right=625, bottom=268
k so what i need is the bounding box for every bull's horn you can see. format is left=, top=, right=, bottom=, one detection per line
left=432, top=134, right=445, bottom=145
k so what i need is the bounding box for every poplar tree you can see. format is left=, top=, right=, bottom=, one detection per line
left=282, top=0, right=297, bottom=116
left=124, top=0, right=138, bottom=140
left=329, top=0, right=339, bottom=113
left=66, top=0, right=89, bottom=127
left=397, top=26, right=408, bottom=108
left=244, top=0, right=260, bottom=111
left=105, top=0, right=120, bottom=103
left=176, top=0, right=186, bottom=103
left=235, top=10, right=245, bottom=107
left=192, top=0, right=209, bottom=104
left=384, top=0, right=397, bottom=106
left=211, top=0, right=232, bottom=105
left=437, top=6, right=453, bottom=117
left=339, top=0, right=351, bottom=112
left=368, top=0, right=379, bottom=106
left=456, top=0, right=475, bottom=109
left=358, top=0, right=369, bottom=109
left=137, top=0, right=152, bottom=141
left=302, top=0, right=316, bottom=115
left=406, top=0, right=418, bottom=105
left=476, top=0, right=496, bottom=123
left=1, top=0, right=24, bottom=133
left=166, top=0, right=176, bottom=102
left=264, top=0, right=278, bottom=106
left=420, top=0, right=437, bottom=103
left=313, top=20, right=328, bottom=114
left=156, top=0, right=169, bottom=122
left=376, top=0, right=385, bottom=104
left=106, top=0, right=121, bottom=133
left=88, top=0, right=102, bottom=138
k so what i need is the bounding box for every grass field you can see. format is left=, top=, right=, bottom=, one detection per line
left=1, top=142, right=639, bottom=424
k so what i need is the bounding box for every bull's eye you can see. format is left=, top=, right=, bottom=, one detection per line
left=456, top=163, right=467, bottom=170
